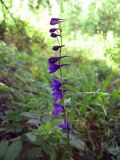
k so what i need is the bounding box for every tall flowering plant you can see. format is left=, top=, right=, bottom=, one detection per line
left=48, top=18, right=71, bottom=144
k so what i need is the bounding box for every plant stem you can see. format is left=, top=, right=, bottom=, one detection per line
left=58, top=23, right=69, bottom=145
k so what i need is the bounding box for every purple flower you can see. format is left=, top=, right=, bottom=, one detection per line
left=48, top=56, right=67, bottom=64
left=48, top=64, right=60, bottom=73
left=50, top=18, right=65, bottom=25
left=51, top=79, right=61, bottom=90
left=51, top=33, right=60, bottom=38
left=52, top=45, right=65, bottom=51
left=59, top=122, right=71, bottom=130
left=49, top=28, right=58, bottom=33
left=50, top=79, right=69, bottom=90
left=48, top=64, right=69, bottom=73
left=52, top=89, right=67, bottom=101
left=52, top=89, right=63, bottom=101
left=53, top=103, right=64, bottom=115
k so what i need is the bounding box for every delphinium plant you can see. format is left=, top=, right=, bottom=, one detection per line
left=48, top=18, right=71, bottom=145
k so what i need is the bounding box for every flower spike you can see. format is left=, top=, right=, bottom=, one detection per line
left=48, top=17, right=71, bottom=139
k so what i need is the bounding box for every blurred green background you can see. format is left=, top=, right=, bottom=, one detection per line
left=0, top=0, right=120, bottom=160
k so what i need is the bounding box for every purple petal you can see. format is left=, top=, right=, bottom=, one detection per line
left=53, top=103, right=64, bottom=109
left=52, top=45, right=65, bottom=51
left=52, top=89, right=63, bottom=101
left=48, top=64, right=60, bottom=73
left=50, top=18, right=65, bottom=25
left=52, top=89, right=67, bottom=101
left=53, top=108, right=62, bottom=115
left=48, top=63, right=69, bottom=73
left=49, top=28, right=58, bottom=33
left=53, top=104, right=64, bottom=116
left=50, top=18, right=59, bottom=25
left=51, top=33, right=60, bottom=38
left=50, top=79, right=69, bottom=90
left=48, top=56, right=67, bottom=64
left=59, top=122, right=71, bottom=130
left=51, top=79, right=61, bottom=90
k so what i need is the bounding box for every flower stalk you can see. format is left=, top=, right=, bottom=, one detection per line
left=59, top=23, right=70, bottom=145
left=48, top=18, right=71, bottom=145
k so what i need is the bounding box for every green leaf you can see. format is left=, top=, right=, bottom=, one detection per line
left=42, top=144, right=55, bottom=155
left=26, top=132, right=36, bottom=142
left=46, top=122, right=51, bottom=131
left=7, top=111, right=22, bottom=121
left=65, top=85, right=80, bottom=93
left=70, top=139, right=85, bottom=151
left=52, top=118, right=64, bottom=126
left=21, top=112, right=40, bottom=119
left=107, top=145, right=120, bottom=155
left=0, top=82, right=11, bottom=92
left=4, top=139, right=22, bottom=160
left=41, top=115, right=52, bottom=123
left=69, top=134, right=85, bottom=151
left=97, top=95, right=107, bottom=116
left=27, top=147, right=42, bottom=159
left=0, top=141, right=8, bottom=157
left=27, top=119, right=41, bottom=124
left=69, top=108, right=76, bottom=125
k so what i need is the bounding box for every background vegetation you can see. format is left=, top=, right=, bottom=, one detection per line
left=0, top=0, right=120, bottom=160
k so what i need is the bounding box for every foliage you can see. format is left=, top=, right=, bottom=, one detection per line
left=96, top=0, right=120, bottom=35
left=82, top=0, right=120, bottom=35
left=106, top=38, right=120, bottom=64
left=0, top=0, right=120, bottom=159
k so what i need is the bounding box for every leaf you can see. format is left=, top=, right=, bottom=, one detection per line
left=27, top=119, right=41, bottom=124
left=21, top=112, right=40, bottom=119
left=0, top=141, right=8, bottom=157
left=107, top=145, right=120, bottom=155
left=69, top=134, right=85, bottom=151
left=4, top=139, right=22, bottom=160
left=41, top=115, right=52, bottom=123
left=52, top=118, right=64, bottom=126
left=26, top=132, right=36, bottom=142
left=27, top=147, right=42, bottom=159
left=65, top=85, right=80, bottom=93
left=0, top=82, right=11, bottom=92
left=42, top=144, right=55, bottom=155
left=7, top=111, right=22, bottom=121
left=69, top=108, right=76, bottom=125
left=97, top=95, right=107, bottom=116
left=70, top=139, right=85, bottom=151
left=43, top=122, right=51, bottom=131
left=101, top=74, right=113, bottom=92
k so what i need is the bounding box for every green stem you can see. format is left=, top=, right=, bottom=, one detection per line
left=58, top=23, right=69, bottom=146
